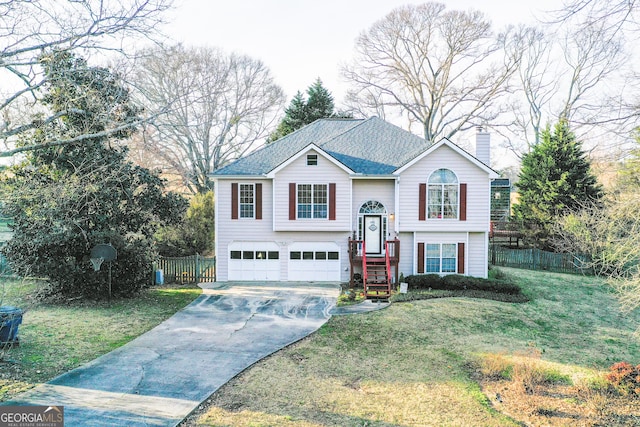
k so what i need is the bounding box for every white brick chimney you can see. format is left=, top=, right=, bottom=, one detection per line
left=475, top=125, right=490, bottom=166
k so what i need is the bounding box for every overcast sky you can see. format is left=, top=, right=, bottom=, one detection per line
left=164, top=0, right=560, bottom=104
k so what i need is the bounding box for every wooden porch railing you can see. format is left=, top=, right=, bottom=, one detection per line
left=348, top=238, right=400, bottom=287
left=361, top=240, right=368, bottom=286
left=385, top=240, right=393, bottom=285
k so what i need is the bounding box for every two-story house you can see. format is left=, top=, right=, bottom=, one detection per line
left=212, top=117, right=498, bottom=297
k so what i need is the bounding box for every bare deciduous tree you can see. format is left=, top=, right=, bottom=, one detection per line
left=342, top=2, right=520, bottom=142
left=0, top=0, right=173, bottom=156
left=555, top=193, right=640, bottom=312
left=129, top=45, right=285, bottom=193
left=555, top=0, right=639, bottom=33
left=498, top=0, right=640, bottom=160
left=500, top=19, right=628, bottom=155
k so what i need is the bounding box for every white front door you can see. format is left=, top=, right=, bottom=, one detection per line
left=364, top=215, right=382, bottom=254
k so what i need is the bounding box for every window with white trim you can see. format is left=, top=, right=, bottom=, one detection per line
left=297, top=184, right=327, bottom=219
left=239, top=184, right=254, bottom=218
left=428, top=169, right=458, bottom=219
left=425, top=243, right=457, bottom=273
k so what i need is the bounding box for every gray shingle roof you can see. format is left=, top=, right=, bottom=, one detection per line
left=212, top=117, right=428, bottom=176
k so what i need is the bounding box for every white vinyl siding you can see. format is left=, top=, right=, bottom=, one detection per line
left=398, top=144, right=490, bottom=232
left=468, top=232, right=488, bottom=278
left=273, top=149, right=350, bottom=231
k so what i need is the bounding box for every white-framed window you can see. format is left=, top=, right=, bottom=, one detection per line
left=425, top=243, right=457, bottom=273
left=297, top=184, right=327, bottom=219
left=428, top=169, right=458, bottom=219
left=239, top=183, right=254, bottom=218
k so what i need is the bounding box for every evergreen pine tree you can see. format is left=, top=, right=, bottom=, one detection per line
left=282, top=92, right=308, bottom=133
left=305, top=78, right=335, bottom=122
left=268, top=79, right=345, bottom=142
left=513, top=119, right=602, bottom=250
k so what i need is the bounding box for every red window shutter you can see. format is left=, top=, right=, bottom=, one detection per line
left=329, top=183, right=336, bottom=220
left=255, top=183, right=262, bottom=220
left=231, top=183, right=238, bottom=219
left=417, top=242, right=425, bottom=274
left=419, top=183, right=426, bottom=221
left=457, top=242, right=465, bottom=274
left=289, top=183, right=296, bottom=220
left=460, top=183, right=467, bottom=221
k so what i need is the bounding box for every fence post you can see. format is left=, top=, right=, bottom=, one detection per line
left=491, top=243, right=496, bottom=265
left=195, top=254, right=201, bottom=283
left=152, top=261, right=156, bottom=286
left=531, top=248, right=536, bottom=270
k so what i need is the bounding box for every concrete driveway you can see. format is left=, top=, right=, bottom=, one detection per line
left=4, top=282, right=340, bottom=426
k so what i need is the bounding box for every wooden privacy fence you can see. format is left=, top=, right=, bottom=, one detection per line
left=155, top=254, right=216, bottom=284
left=490, top=245, right=592, bottom=275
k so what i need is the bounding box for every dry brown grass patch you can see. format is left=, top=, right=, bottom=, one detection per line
left=477, top=352, right=640, bottom=426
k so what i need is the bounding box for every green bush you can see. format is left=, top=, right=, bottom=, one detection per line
left=404, top=272, right=521, bottom=295
left=405, top=274, right=443, bottom=290
left=441, top=274, right=472, bottom=290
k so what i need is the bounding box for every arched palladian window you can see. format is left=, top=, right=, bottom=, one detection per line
left=357, top=200, right=388, bottom=241
left=428, top=169, right=458, bottom=219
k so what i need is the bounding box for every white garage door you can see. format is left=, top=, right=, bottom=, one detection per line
left=228, top=242, right=281, bottom=281
left=288, top=242, right=341, bottom=281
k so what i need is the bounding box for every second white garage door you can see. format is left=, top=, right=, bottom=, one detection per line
left=288, top=242, right=341, bottom=281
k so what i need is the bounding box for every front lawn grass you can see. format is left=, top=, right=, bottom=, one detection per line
left=182, top=268, right=640, bottom=426
left=0, top=277, right=201, bottom=402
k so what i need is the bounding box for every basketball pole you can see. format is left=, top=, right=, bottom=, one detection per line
left=108, top=261, right=112, bottom=301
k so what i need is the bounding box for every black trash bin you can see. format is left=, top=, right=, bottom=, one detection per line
left=0, top=306, right=23, bottom=345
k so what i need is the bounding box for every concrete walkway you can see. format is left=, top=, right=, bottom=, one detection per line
left=4, top=282, right=343, bottom=426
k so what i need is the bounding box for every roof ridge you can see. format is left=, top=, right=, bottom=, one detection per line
left=317, top=116, right=375, bottom=148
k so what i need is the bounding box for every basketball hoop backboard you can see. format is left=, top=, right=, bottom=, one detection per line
left=90, top=244, right=117, bottom=262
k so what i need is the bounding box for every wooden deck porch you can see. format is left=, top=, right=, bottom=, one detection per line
left=348, top=238, right=400, bottom=300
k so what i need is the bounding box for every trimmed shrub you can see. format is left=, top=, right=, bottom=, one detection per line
left=404, top=272, right=521, bottom=295
left=442, top=274, right=473, bottom=290
left=405, top=274, right=443, bottom=290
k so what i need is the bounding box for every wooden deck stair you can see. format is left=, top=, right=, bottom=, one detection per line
left=349, top=238, right=399, bottom=300
left=364, top=257, right=391, bottom=301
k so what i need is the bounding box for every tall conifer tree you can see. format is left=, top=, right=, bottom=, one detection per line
left=513, top=119, right=602, bottom=249
left=268, top=78, right=346, bottom=142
